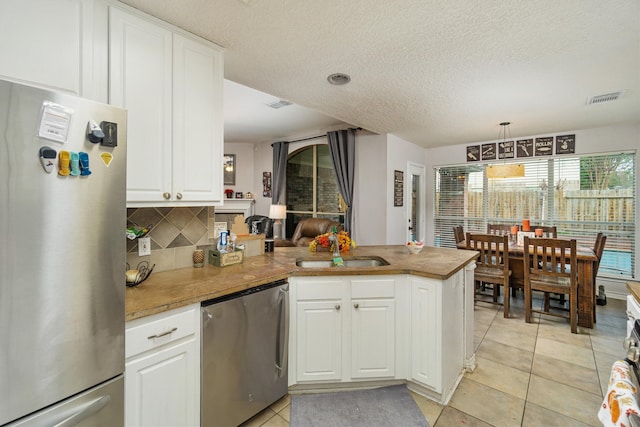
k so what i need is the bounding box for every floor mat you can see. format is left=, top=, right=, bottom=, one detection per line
left=290, top=384, right=430, bottom=427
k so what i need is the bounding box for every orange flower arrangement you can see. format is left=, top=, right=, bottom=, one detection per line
left=309, top=231, right=355, bottom=252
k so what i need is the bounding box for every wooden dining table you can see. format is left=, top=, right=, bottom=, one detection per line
left=458, top=239, right=598, bottom=328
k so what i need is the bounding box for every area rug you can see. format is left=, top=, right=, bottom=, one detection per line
left=290, top=384, right=430, bottom=427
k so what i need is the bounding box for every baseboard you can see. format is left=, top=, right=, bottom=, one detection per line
left=599, top=277, right=632, bottom=301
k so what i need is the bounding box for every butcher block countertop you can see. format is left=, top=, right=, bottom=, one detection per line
left=125, top=245, right=478, bottom=321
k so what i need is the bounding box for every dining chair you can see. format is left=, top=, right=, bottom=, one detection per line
left=453, top=226, right=465, bottom=244
left=591, top=232, right=607, bottom=322
left=466, top=233, right=512, bottom=318
left=530, top=225, right=557, bottom=238
left=486, top=224, right=513, bottom=236
left=523, top=236, right=578, bottom=333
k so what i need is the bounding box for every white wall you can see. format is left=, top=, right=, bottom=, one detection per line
left=424, top=123, right=640, bottom=298
left=354, top=133, right=388, bottom=245
left=385, top=134, right=428, bottom=245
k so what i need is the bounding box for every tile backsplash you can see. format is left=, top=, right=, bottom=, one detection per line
left=127, top=207, right=216, bottom=273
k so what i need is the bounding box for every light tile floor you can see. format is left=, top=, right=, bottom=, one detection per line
left=241, top=296, right=626, bottom=427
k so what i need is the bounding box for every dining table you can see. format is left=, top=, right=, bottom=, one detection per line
left=458, top=238, right=598, bottom=328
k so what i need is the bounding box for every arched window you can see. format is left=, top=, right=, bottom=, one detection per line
left=285, top=144, right=344, bottom=237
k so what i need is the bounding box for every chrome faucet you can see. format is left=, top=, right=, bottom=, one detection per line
left=328, top=229, right=340, bottom=258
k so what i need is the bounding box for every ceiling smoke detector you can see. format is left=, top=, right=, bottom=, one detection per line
left=586, top=91, right=624, bottom=105
left=267, top=100, right=292, bottom=109
left=327, top=73, right=351, bottom=86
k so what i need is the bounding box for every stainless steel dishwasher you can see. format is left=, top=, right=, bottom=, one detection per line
left=201, top=279, right=289, bottom=427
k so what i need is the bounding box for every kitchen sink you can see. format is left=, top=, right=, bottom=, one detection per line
left=296, top=256, right=390, bottom=268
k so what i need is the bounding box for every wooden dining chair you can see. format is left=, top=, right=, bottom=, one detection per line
left=466, top=233, right=512, bottom=318
left=487, top=224, right=513, bottom=236
left=523, top=236, right=578, bottom=333
left=453, top=226, right=465, bottom=244
left=530, top=225, right=557, bottom=238
left=591, top=232, right=607, bottom=322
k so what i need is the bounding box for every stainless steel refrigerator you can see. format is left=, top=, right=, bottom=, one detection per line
left=0, top=79, right=127, bottom=426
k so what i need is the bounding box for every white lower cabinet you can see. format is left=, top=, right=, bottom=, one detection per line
left=294, top=278, right=345, bottom=382
left=290, top=271, right=469, bottom=404
left=290, top=276, right=400, bottom=384
left=350, top=278, right=396, bottom=379
left=410, top=274, right=464, bottom=395
left=125, top=304, right=200, bottom=427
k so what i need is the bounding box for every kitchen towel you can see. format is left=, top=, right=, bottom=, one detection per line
left=290, top=384, right=430, bottom=427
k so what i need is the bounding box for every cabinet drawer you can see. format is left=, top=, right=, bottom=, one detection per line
left=296, top=278, right=345, bottom=300
left=351, top=278, right=395, bottom=299
left=126, top=305, right=197, bottom=359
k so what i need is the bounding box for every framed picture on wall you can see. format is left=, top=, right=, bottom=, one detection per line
left=224, top=154, right=236, bottom=185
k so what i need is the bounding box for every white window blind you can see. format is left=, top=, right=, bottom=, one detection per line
left=434, top=152, right=636, bottom=278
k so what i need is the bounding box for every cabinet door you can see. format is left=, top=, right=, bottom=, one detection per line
left=125, top=338, right=198, bottom=427
left=172, top=34, right=223, bottom=203
left=0, top=0, right=90, bottom=95
left=410, top=277, right=441, bottom=391
left=351, top=298, right=395, bottom=379
left=296, top=300, right=342, bottom=382
left=109, top=7, right=172, bottom=203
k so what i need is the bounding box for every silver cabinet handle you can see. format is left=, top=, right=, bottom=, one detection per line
left=147, top=327, right=177, bottom=340
left=176, top=192, right=183, bottom=200
left=335, top=304, right=341, bottom=311
left=354, top=303, right=359, bottom=309
left=163, top=192, right=171, bottom=199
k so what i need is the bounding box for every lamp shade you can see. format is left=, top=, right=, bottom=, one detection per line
left=269, top=204, right=287, bottom=219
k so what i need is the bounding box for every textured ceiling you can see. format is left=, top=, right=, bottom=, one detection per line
left=119, top=0, right=640, bottom=148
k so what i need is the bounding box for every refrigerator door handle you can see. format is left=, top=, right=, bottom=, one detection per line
left=53, top=395, right=111, bottom=427
left=275, top=286, right=289, bottom=377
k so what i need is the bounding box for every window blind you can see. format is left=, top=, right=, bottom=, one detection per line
left=434, top=152, right=635, bottom=278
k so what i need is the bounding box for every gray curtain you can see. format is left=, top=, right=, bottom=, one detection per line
left=327, top=129, right=355, bottom=235
left=271, top=141, right=288, bottom=205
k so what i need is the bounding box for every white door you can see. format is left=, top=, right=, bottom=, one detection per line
left=407, top=162, right=426, bottom=243
left=411, top=277, right=441, bottom=391
left=125, top=339, right=198, bottom=427
left=172, top=34, right=223, bottom=203
left=109, top=7, right=173, bottom=203
left=296, top=301, right=343, bottom=382
left=351, top=298, right=395, bottom=379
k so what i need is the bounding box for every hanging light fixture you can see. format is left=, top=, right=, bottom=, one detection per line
left=487, top=121, right=525, bottom=178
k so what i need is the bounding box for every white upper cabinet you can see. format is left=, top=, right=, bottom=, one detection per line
left=0, top=0, right=95, bottom=96
left=109, top=5, right=223, bottom=206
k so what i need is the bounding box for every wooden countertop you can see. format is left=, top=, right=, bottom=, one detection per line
left=125, top=245, right=478, bottom=321
left=627, top=281, right=640, bottom=304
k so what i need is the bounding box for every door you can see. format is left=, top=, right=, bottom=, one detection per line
left=407, top=162, right=426, bottom=243
left=109, top=7, right=172, bottom=203
left=296, top=300, right=343, bottom=382
left=172, top=33, right=223, bottom=203
left=411, top=277, right=441, bottom=391
left=125, top=340, right=197, bottom=427
left=351, top=298, right=395, bottom=379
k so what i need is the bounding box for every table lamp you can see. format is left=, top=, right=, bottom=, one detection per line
left=269, top=204, right=287, bottom=239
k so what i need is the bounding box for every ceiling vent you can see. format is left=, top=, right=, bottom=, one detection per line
left=586, top=91, right=623, bottom=105
left=267, top=100, right=292, bottom=109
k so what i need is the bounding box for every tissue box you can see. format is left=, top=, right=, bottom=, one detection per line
left=208, top=248, right=244, bottom=267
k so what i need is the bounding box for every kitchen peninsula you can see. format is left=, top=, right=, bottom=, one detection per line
left=125, top=245, right=478, bottom=424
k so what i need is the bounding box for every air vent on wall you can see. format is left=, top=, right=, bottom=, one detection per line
left=267, top=100, right=292, bottom=109
left=586, top=91, right=624, bottom=105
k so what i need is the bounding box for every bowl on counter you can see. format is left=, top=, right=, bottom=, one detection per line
left=406, top=242, right=424, bottom=254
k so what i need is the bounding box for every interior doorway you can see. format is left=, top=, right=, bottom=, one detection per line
left=407, top=162, right=426, bottom=243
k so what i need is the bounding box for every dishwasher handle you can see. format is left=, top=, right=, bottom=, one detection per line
left=275, top=285, right=289, bottom=377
